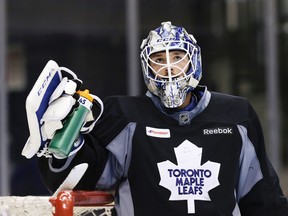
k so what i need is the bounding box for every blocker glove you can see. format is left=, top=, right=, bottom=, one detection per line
left=22, top=60, right=103, bottom=159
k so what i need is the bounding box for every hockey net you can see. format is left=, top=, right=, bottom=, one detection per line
left=0, top=190, right=114, bottom=216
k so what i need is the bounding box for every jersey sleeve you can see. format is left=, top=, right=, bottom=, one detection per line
left=237, top=102, right=288, bottom=215
left=38, top=96, right=135, bottom=194
left=38, top=134, right=109, bottom=194
left=89, top=96, right=137, bottom=189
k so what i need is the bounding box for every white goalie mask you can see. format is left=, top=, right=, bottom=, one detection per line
left=140, top=21, right=202, bottom=108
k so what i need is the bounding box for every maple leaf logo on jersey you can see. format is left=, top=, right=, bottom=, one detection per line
left=157, top=140, right=220, bottom=214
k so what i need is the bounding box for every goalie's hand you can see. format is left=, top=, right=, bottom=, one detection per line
left=40, top=90, right=103, bottom=159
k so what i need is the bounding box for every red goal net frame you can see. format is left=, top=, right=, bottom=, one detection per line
left=49, top=190, right=114, bottom=216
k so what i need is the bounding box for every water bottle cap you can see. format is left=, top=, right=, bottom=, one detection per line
left=77, top=89, right=93, bottom=102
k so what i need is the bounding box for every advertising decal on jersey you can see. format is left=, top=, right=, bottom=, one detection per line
left=157, top=139, right=221, bottom=214
left=146, top=126, right=171, bottom=138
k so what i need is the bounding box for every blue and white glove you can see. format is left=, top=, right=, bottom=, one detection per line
left=22, top=60, right=103, bottom=159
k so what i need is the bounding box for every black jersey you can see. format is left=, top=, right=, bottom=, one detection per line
left=39, top=87, right=288, bottom=216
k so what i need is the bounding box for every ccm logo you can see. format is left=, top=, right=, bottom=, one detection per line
left=203, top=127, right=233, bottom=135
left=37, top=70, right=53, bottom=96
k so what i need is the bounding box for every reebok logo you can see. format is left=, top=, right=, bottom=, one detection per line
left=203, top=127, right=233, bottom=135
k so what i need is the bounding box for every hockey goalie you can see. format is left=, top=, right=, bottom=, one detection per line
left=23, top=21, right=288, bottom=216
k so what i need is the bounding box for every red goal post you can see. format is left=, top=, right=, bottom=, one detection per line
left=0, top=190, right=114, bottom=216
left=50, top=190, right=114, bottom=216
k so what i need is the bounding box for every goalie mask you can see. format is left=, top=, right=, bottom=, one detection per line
left=140, top=21, right=202, bottom=108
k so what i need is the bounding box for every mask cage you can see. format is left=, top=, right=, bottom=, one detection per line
left=140, top=40, right=198, bottom=85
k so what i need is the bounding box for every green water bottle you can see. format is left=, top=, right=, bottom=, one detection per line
left=48, top=89, right=93, bottom=158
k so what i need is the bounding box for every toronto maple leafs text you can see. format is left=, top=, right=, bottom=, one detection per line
left=168, top=168, right=212, bottom=195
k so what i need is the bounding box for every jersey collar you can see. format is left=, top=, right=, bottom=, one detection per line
left=146, top=86, right=211, bottom=125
